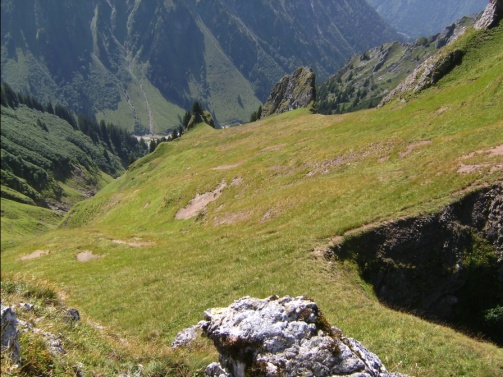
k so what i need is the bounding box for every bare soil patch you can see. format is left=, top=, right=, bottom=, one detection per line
left=488, top=145, right=503, bottom=157
left=436, top=106, right=450, bottom=115
left=175, top=181, right=227, bottom=220
left=306, top=155, right=348, bottom=177
left=260, top=208, right=282, bottom=222
left=261, top=143, right=287, bottom=153
left=399, top=140, right=432, bottom=158
left=76, top=250, right=103, bottom=262
left=212, top=163, right=241, bottom=171
left=458, top=144, right=503, bottom=174
left=491, top=164, right=503, bottom=173
left=112, top=239, right=155, bottom=247
left=457, top=164, right=490, bottom=174
left=19, top=250, right=50, bottom=261
left=230, top=177, right=244, bottom=186
left=214, top=211, right=253, bottom=226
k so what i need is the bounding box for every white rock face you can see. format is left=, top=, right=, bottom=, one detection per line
left=198, top=296, right=408, bottom=377
left=475, top=0, right=503, bottom=30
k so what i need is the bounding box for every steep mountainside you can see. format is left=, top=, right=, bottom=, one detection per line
left=0, top=92, right=147, bottom=249
left=2, top=23, right=501, bottom=376
left=317, top=15, right=477, bottom=115
left=367, top=0, right=486, bottom=38
left=1, top=0, right=398, bottom=128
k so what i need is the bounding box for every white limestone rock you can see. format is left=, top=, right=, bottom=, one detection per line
left=200, top=296, right=408, bottom=377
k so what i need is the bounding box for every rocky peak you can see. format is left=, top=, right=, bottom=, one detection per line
left=475, top=0, right=503, bottom=29
left=177, top=295, right=409, bottom=377
left=261, top=67, right=316, bottom=118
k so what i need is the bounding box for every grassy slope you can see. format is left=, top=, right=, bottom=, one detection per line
left=1, top=27, right=502, bottom=376
left=0, top=198, right=62, bottom=250
left=0, top=104, right=122, bottom=252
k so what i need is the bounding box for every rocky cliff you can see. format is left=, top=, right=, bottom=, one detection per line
left=327, top=184, right=503, bottom=344
left=261, top=67, right=316, bottom=118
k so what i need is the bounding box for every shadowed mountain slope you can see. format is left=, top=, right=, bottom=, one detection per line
left=1, top=0, right=398, bottom=128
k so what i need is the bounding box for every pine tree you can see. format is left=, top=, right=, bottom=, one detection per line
left=191, top=101, right=204, bottom=116
left=149, top=140, right=157, bottom=153
left=192, top=101, right=204, bottom=123
left=182, top=111, right=192, bottom=129
left=2, top=83, right=19, bottom=108
left=0, top=85, right=7, bottom=107
left=46, top=101, right=54, bottom=114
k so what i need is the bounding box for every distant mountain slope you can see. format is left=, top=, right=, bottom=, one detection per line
left=317, top=15, right=478, bottom=115
left=367, top=0, right=486, bottom=38
left=0, top=92, right=146, bottom=212
left=0, top=92, right=148, bottom=249
left=1, top=0, right=398, bottom=128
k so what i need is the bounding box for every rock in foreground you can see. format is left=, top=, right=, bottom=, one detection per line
left=197, top=296, right=407, bottom=377
left=1, top=305, right=20, bottom=365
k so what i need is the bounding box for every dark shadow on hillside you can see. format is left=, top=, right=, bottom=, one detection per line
left=326, top=184, right=503, bottom=345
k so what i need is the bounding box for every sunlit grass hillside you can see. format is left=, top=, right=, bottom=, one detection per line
left=2, top=26, right=503, bottom=376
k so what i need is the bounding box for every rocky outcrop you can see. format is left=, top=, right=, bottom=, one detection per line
left=328, top=184, right=503, bottom=344
left=261, top=67, right=316, bottom=118
left=378, top=48, right=464, bottom=106
left=475, top=0, right=503, bottom=30
left=379, top=2, right=502, bottom=107
left=180, top=296, right=408, bottom=377
left=1, top=305, right=20, bottom=365
left=317, top=15, right=477, bottom=115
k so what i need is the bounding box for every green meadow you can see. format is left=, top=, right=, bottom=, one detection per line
left=2, top=26, right=503, bottom=376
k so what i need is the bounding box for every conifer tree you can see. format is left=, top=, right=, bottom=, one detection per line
left=149, top=140, right=157, bottom=153
left=2, top=83, right=19, bottom=108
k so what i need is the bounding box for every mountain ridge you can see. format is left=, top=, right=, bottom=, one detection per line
left=317, top=14, right=478, bottom=115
